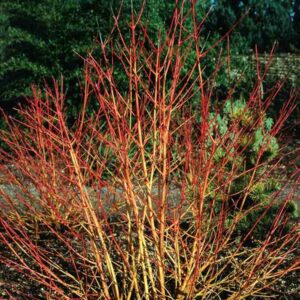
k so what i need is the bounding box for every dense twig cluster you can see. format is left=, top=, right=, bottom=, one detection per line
left=0, top=2, right=299, bottom=299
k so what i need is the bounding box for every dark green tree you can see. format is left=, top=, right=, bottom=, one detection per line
left=207, top=0, right=296, bottom=53
left=0, top=0, right=97, bottom=115
left=1, top=0, right=297, bottom=118
left=0, top=0, right=183, bottom=117
left=293, top=0, right=300, bottom=50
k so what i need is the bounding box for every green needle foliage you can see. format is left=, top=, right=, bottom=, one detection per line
left=0, top=0, right=97, bottom=116
left=1, top=0, right=298, bottom=121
